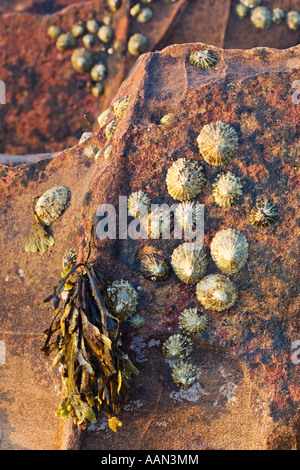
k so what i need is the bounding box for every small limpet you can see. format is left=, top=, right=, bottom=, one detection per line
left=272, top=8, right=285, bottom=25
left=178, top=308, right=210, bottom=335
left=105, top=120, right=118, bottom=141
left=62, top=249, right=77, bottom=276
left=140, top=253, right=172, bottom=282
left=249, top=198, right=278, bottom=227
left=98, top=108, right=112, bottom=128
left=250, top=6, right=272, bottom=29
left=171, top=361, right=197, bottom=390
left=197, top=121, right=238, bottom=167
left=82, top=34, right=96, bottom=49
left=92, top=82, right=104, bottom=97
left=84, top=145, right=99, bottom=159
left=130, top=4, right=142, bottom=16
left=189, top=50, right=218, bottom=69
left=127, top=190, right=151, bottom=218
left=71, top=48, right=93, bottom=73
left=35, top=186, right=71, bottom=226
left=86, top=19, right=99, bottom=34
left=72, top=22, right=86, bottom=38
left=79, top=132, right=93, bottom=144
left=128, top=314, right=146, bottom=330
left=108, top=0, right=122, bottom=12
left=98, top=25, right=114, bottom=43
left=90, top=63, right=107, bottom=81
left=210, top=228, right=249, bottom=275
left=212, top=171, right=243, bottom=208
left=56, top=32, right=76, bottom=51
left=174, top=201, right=203, bottom=233
left=160, top=113, right=174, bottom=125
left=137, top=8, right=153, bottom=23
left=106, top=279, right=138, bottom=320
left=113, top=94, right=131, bottom=120
left=287, top=11, right=300, bottom=31
left=235, top=4, right=250, bottom=19
left=171, top=242, right=207, bottom=285
left=104, top=145, right=113, bottom=159
left=143, top=205, right=173, bottom=239
left=166, top=157, right=206, bottom=201
left=196, top=274, right=238, bottom=312
left=48, top=25, right=63, bottom=39
left=162, top=334, right=193, bottom=360
left=128, top=33, right=149, bottom=56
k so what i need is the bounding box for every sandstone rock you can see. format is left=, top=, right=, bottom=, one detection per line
left=0, top=41, right=299, bottom=450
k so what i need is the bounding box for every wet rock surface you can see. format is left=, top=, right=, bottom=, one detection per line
left=0, top=41, right=299, bottom=450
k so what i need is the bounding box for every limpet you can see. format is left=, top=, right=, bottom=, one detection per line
left=178, top=308, right=210, bottom=335
left=249, top=198, right=278, bottom=227
left=250, top=6, right=272, bottom=29
left=166, top=158, right=206, bottom=201
left=35, top=186, right=71, bottom=226
left=56, top=32, right=76, bottom=51
left=128, top=314, right=146, bottom=330
left=140, top=253, right=172, bottom=282
left=171, top=242, right=207, bottom=285
left=128, top=33, right=149, bottom=56
left=212, top=171, right=243, bottom=208
left=106, top=279, right=138, bottom=320
left=71, top=48, right=93, bottom=73
left=287, top=11, right=300, bottom=31
left=196, top=274, right=238, bottom=312
left=48, top=25, right=63, bottom=39
left=189, top=50, right=218, bottom=69
left=105, top=120, right=118, bottom=141
left=127, top=190, right=151, bottom=218
left=210, top=228, right=249, bottom=275
left=171, top=361, right=197, bottom=390
left=162, top=334, right=193, bottom=360
left=197, top=121, right=238, bottom=167
left=113, top=94, right=131, bottom=120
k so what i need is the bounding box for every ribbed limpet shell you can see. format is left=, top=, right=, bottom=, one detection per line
left=128, top=33, right=149, bottom=56
left=72, top=22, right=86, bottom=38
left=105, top=120, right=118, bottom=141
left=35, top=186, right=71, bottom=226
left=212, top=171, right=243, bottom=208
left=166, top=158, right=206, bottom=201
left=86, top=19, right=99, bottom=34
left=92, top=82, right=104, bottom=97
left=189, top=50, right=218, bottom=69
left=108, top=0, right=121, bottom=12
left=98, top=108, right=112, bottom=128
left=250, top=6, right=272, bottom=29
left=235, top=3, right=250, bottom=19
left=162, top=334, right=193, bottom=360
left=175, top=201, right=202, bottom=233
left=79, top=132, right=93, bottom=144
left=272, top=8, right=285, bottom=24
left=171, top=242, right=207, bottom=285
left=140, top=253, right=172, bottom=282
left=84, top=145, right=99, bottom=159
left=128, top=314, right=146, bottom=330
left=113, top=94, right=131, bottom=120
left=171, top=361, right=197, bottom=390
left=106, top=279, right=138, bottom=320
left=197, top=121, right=238, bottom=167
left=82, top=34, right=96, bottom=49
left=196, top=274, right=238, bottom=312
left=249, top=198, right=278, bottom=227
left=130, top=4, right=142, bottom=16
left=62, top=249, right=77, bottom=276
left=71, top=48, right=93, bottom=73
left=210, top=228, right=249, bottom=275
left=127, top=190, right=151, bottom=218
left=137, top=8, right=153, bottom=23
left=178, top=308, right=210, bottom=335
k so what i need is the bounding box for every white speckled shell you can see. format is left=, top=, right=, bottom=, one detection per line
left=166, top=158, right=206, bottom=201
left=106, top=279, right=138, bottom=320
left=212, top=172, right=243, bottom=208
left=210, top=228, right=249, bottom=275
left=171, top=242, right=207, bottom=284
left=197, top=121, right=238, bottom=167
left=35, top=186, right=71, bottom=226
left=196, top=274, right=238, bottom=312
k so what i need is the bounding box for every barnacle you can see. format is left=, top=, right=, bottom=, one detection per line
left=166, top=158, right=206, bottom=201
left=178, top=308, right=210, bottom=335
left=212, top=171, right=243, bottom=208
left=86, top=19, right=99, bottom=34
left=35, top=186, right=71, bottom=226
left=48, top=25, right=63, bottom=39
left=128, top=314, right=146, bottom=330
left=143, top=205, right=174, bottom=239
left=171, top=361, right=197, bottom=389
left=72, top=22, right=86, bottom=38
left=84, top=145, right=99, bottom=159
left=92, top=82, right=104, bottom=97
left=108, top=0, right=122, bottom=12
left=137, top=8, right=153, bottom=23
left=56, top=32, right=76, bottom=51
left=140, top=253, right=172, bottom=282
left=127, top=190, right=151, bottom=218
left=113, top=94, right=131, bottom=120
left=160, top=113, right=174, bottom=125
left=249, top=198, right=278, bottom=227
left=189, top=49, right=218, bottom=69
left=196, top=274, right=238, bottom=312
left=82, top=34, right=96, bottom=49
left=210, top=228, right=249, bottom=275
left=105, top=120, right=118, bottom=141
left=42, top=252, right=139, bottom=431
left=175, top=201, right=203, bottom=233
left=197, top=121, right=238, bottom=167
left=90, top=63, right=107, bottom=81
left=71, top=48, right=93, bottom=73
left=162, top=334, right=193, bottom=360
left=235, top=3, right=250, bottom=18
left=240, top=0, right=261, bottom=7
left=287, top=11, right=300, bottom=31
left=250, top=6, right=272, bottom=29
left=272, top=8, right=285, bottom=24
left=128, top=33, right=149, bottom=56
left=98, top=25, right=114, bottom=43
left=98, top=108, right=112, bottom=128
left=106, top=280, right=139, bottom=320
left=171, top=242, right=207, bottom=285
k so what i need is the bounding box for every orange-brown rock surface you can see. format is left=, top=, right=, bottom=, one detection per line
left=0, top=0, right=300, bottom=155
left=0, top=40, right=299, bottom=450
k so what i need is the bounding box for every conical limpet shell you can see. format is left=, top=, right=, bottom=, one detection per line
left=212, top=171, right=243, bottom=208
left=171, top=242, right=207, bottom=284
left=84, top=145, right=99, bottom=159
left=98, top=108, right=112, bottom=128
left=171, top=360, right=197, bottom=389
left=210, top=228, right=249, bottom=275
left=196, top=274, right=238, bottom=312
left=249, top=198, right=278, bottom=227
left=166, top=157, right=206, bottom=201
left=178, top=308, right=210, bottom=335
left=189, top=49, right=218, bottom=69
left=175, top=201, right=203, bottom=233
left=197, top=121, right=238, bottom=167
left=106, top=279, right=138, bottom=320
left=127, top=190, right=151, bottom=218
left=71, top=48, right=93, bottom=73
left=162, top=334, right=193, bottom=360
left=140, top=253, right=172, bottom=282
left=128, top=33, right=149, bottom=56
left=250, top=6, right=272, bottom=29
left=56, top=32, right=76, bottom=51
left=62, top=249, right=77, bottom=276
left=113, top=94, right=131, bottom=120
left=35, top=186, right=71, bottom=226
left=287, top=11, right=300, bottom=31
left=105, top=120, right=118, bottom=141
left=128, top=314, right=146, bottom=330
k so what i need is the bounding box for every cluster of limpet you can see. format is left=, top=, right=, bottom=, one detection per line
left=249, top=198, right=278, bottom=227
left=210, top=228, right=249, bottom=275
left=166, top=158, right=206, bottom=201
left=171, top=243, right=207, bottom=285
left=127, top=190, right=151, bottom=218
left=140, top=253, right=172, bottom=282
left=189, top=49, right=218, bottom=69
left=171, top=361, right=197, bottom=390
left=235, top=3, right=300, bottom=31
left=178, top=308, right=210, bottom=335
left=196, top=274, right=238, bottom=312
left=106, top=280, right=139, bottom=320
left=162, top=334, right=193, bottom=360
left=212, top=172, right=243, bottom=208
left=197, top=121, right=238, bottom=167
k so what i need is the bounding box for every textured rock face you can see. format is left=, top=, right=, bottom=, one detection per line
left=0, top=42, right=299, bottom=450
left=0, top=0, right=300, bottom=155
